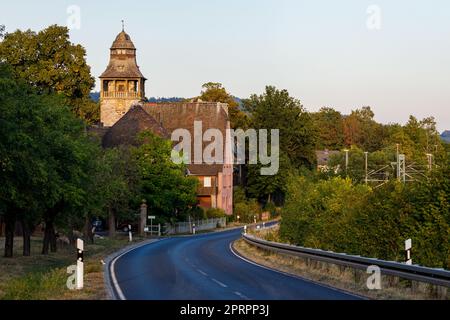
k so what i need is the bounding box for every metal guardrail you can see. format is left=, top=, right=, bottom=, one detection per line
left=243, top=233, right=450, bottom=288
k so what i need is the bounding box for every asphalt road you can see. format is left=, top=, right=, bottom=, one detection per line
left=110, top=227, right=360, bottom=300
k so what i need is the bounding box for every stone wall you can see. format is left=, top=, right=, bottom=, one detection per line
left=100, top=98, right=141, bottom=127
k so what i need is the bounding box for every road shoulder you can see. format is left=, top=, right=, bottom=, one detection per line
left=232, top=239, right=433, bottom=300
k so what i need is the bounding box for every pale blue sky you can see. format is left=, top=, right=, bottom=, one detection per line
left=1, top=0, right=449, bottom=132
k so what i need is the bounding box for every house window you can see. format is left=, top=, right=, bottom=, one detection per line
left=204, top=177, right=212, bottom=188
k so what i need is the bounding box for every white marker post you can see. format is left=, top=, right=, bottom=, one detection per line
left=244, top=225, right=247, bottom=235
left=76, top=238, right=84, bottom=290
left=148, top=215, right=156, bottom=236
left=128, top=224, right=132, bottom=242
left=405, top=238, right=412, bottom=265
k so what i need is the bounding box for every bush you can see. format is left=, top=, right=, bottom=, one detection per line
left=205, top=208, right=226, bottom=219
left=189, top=206, right=207, bottom=220
left=280, top=168, right=450, bottom=269
left=234, top=199, right=261, bottom=223
left=264, top=202, right=277, bottom=218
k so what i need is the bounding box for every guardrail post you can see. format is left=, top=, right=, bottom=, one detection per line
left=405, top=238, right=412, bottom=265
left=76, top=238, right=84, bottom=290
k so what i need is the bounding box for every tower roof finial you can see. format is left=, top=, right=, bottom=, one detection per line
left=121, top=19, right=125, bottom=32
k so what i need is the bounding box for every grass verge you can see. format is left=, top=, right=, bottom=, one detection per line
left=0, top=235, right=147, bottom=300
left=233, top=238, right=448, bottom=300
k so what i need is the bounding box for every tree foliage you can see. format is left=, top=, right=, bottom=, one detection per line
left=312, top=107, right=345, bottom=150
left=0, top=25, right=98, bottom=123
left=134, top=131, right=198, bottom=220
left=0, top=62, right=98, bottom=256
left=245, top=86, right=317, bottom=168
left=199, top=82, right=248, bottom=129
left=281, top=164, right=450, bottom=268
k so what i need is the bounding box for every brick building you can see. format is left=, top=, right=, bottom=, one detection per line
left=98, top=29, right=233, bottom=215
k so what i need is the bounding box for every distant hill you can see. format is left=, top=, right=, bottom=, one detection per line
left=89, top=92, right=244, bottom=107
left=147, top=97, right=185, bottom=103
left=441, top=131, right=450, bottom=143
left=90, top=92, right=100, bottom=102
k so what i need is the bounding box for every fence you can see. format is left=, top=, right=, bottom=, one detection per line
left=165, top=217, right=226, bottom=235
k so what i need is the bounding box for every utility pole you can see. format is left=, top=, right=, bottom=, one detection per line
left=398, top=154, right=406, bottom=183
left=396, top=143, right=400, bottom=180
left=364, top=152, right=368, bottom=185
left=140, top=199, right=147, bottom=237
left=426, top=153, right=433, bottom=172
left=344, top=149, right=349, bottom=175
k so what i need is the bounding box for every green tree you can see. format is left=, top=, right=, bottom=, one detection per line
left=343, top=106, right=385, bottom=152
left=94, top=146, right=140, bottom=239
left=199, top=82, right=248, bottom=129
left=246, top=152, right=293, bottom=204
left=0, top=25, right=97, bottom=123
left=134, top=131, right=198, bottom=220
left=312, top=107, right=345, bottom=150
left=242, top=86, right=316, bottom=204
left=0, top=63, right=95, bottom=256
left=245, top=86, right=317, bottom=168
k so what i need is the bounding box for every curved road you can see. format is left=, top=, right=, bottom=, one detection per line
left=110, top=227, right=360, bottom=300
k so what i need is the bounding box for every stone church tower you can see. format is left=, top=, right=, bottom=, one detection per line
left=100, top=27, right=146, bottom=127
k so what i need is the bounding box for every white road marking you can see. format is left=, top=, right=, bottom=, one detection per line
left=197, top=269, right=208, bottom=276
left=110, top=252, right=128, bottom=300
left=211, top=278, right=228, bottom=288
left=110, top=239, right=162, bottom=300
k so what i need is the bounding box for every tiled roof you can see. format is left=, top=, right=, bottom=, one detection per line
left=102, top=104, right=169, bottom=148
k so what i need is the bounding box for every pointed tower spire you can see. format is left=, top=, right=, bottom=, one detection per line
left=121, top=19, right=125, bottom=32
left=99, top=29, right=147, bottom=127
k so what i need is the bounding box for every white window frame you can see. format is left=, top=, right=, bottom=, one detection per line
left=204, top=177, right=212, bottom=188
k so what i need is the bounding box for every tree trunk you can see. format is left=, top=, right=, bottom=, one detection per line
left=42, top=221, right=50, bottom=255
left=0, top=216, right=4, bottom=237
left=21, top=220, right=31, bottom=256
left=42, top=219, right=56, bottom=254
left=108, top=208, right=116, bottom=238
left=84, top=216, right=94, bottom=244
left=4, top=214, right=15, bottom=258
left=50, top=223, right=57, bottom=253
left=42, top=202, right=63, bottom=254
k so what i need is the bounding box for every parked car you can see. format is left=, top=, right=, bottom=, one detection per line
left=92, top=219, right=104, bottom=232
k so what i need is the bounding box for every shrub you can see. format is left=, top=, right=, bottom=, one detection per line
left=280, top=167, right=450, bottom=269
left=205, top=208, right=226, bottom=219
left=234, top=199, right=261, bottom=223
